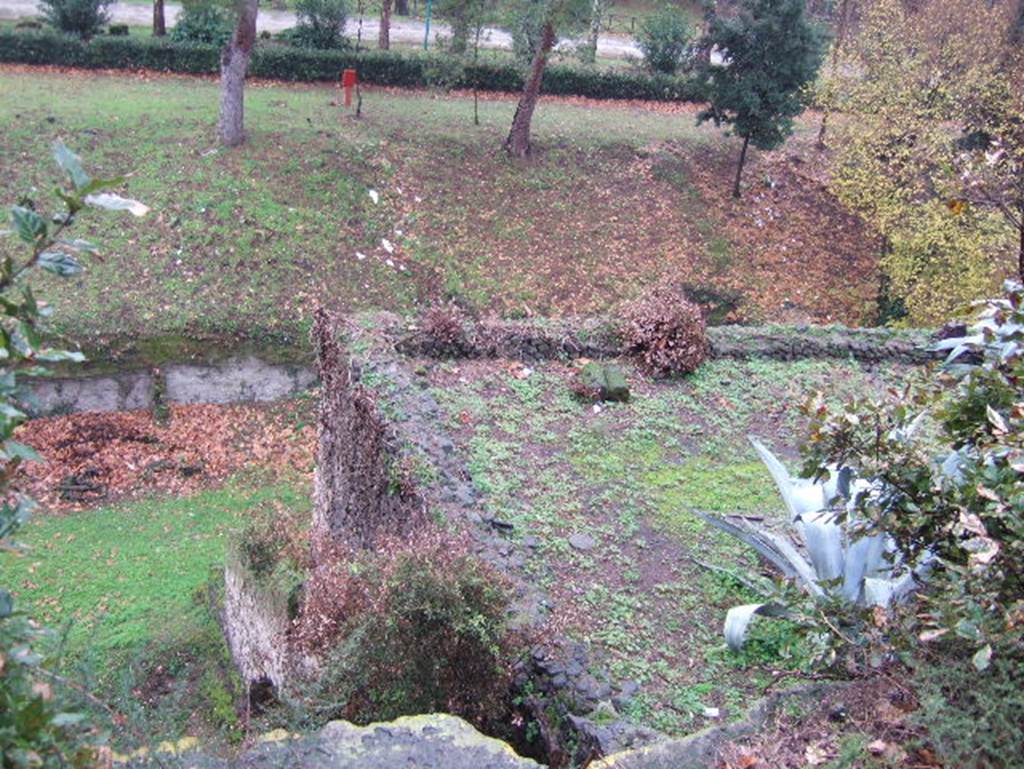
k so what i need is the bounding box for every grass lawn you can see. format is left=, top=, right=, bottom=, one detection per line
left=423, top=355, right=918, bottom=735
left=1, top=66, right=878, bottom=356
left=6, top=481, right=309, bottom=658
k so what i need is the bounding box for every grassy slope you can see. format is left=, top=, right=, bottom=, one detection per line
left=1, top=68, right=876, bottom=351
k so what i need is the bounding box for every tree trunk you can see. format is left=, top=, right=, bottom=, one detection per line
left=1018, top=202, right=1023, bottom=282
left=153, top=0, right=166, bottom=36
left=395, top=0, right=409, bottom=15
left=732, top=134, right=750, bottom=198
left=504, top=20, right=555, bottom=159
left=379, top=0, right=392, bottom=49
left=219, top=0, right=259, bottom=148
left=817, top=0, right=853, bottom=149
left=581, top=0, right=603, bottom=64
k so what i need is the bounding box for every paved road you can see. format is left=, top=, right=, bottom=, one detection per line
left=0, top=0, right=643, bottom=58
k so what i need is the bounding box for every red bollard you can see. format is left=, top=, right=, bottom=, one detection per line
left=341, top=68, right=357, bottom=107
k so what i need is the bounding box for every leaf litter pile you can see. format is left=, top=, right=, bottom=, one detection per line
left=16, top=399, right=317, bottom=513
left=718, top=673, right=940, bottom=769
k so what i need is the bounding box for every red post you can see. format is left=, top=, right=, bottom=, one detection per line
left=341, top=69, right=357, bottom=107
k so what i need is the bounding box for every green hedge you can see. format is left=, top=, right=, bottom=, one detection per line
left=0, top=29, right=706, bottom=102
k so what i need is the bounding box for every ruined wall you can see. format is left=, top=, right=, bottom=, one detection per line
left=222, top=554, right=294, bottom=693
left=310, top=309, right=425, bottom=553
left=395, top=317, right=941, bottom=366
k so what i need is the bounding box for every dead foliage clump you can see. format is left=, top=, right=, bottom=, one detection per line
left=718, top=673, right=935, bottom=769
left=419, top=301, right=472, bottom=356
left=619, top=285, right=709, bottom=376
left=290, top=525, right=522, bottom=730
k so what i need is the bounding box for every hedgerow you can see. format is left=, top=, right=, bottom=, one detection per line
left=0, top=29, right=706, bottom=102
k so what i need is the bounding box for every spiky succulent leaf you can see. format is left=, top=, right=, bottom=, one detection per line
left=724, top=602, right=789, bottom=651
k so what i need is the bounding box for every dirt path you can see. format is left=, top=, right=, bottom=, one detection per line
left=0, top=0, right=643, bottom=58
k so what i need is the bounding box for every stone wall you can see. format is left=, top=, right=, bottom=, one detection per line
left=222, top=554, right=293, bottom=693
left=396, top=317, right=940, bottom=366
left=27, top=356, right=316, bottom=417
left=310, top=309, right=426, bottom=552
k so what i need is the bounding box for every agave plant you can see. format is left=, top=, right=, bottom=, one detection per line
left=700, top=437, right=931, bottom=651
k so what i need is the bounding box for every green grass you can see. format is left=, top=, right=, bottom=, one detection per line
left=6, top=482, right=309, bottom=658
left=0, top=67, right=748, bottom=348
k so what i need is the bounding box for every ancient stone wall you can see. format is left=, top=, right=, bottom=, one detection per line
left=310, top=309, right=425, bottom=552
left=396, top=317, right=941, bottom=366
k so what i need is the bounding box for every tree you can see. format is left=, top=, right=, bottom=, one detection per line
left=637, top=2, right=693, bottom=75
left=813, top=0, right=854, bottom=148
left=153, top=0, right=166, bottom=35
left=294, top=0, right=349, bottom=48
left=828, top=0, right=1022, bottom=322
left=697, top=0, right=826, bottom=197
left=219, top=0, right=259, bottom=147
left=578, top=0, right=611, bottom=64
left=436, top=0, right=487, bottom=54
left=503, top=0, right=589, bottom=158
left=38, top=0, right=113, bottom=38
left=379, top=0, right=392, bottom=48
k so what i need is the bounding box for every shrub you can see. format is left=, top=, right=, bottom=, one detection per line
left=0, top=28, right=706, bottom=101
left=38, top=0, right=112, bottom=38
left=912, top=651, right=1024, bottom=769
left=170, top=1, right=234, bottom=46
left=292, top=529, right=518, bottom=728
left=700, top=437, right=928, bottom=652
left=1, top=145, right=147, bottom=769
left=293, top=0, right=349, bottom=50
left=619, top=285, right=709, bottom=375
left=804, top=280, right=1024, bottom=661
left=637, top=4, right=693, bottom=75
left=420, top=301, right=471, bottom=355
left=107, top=23, right=129, bottom=36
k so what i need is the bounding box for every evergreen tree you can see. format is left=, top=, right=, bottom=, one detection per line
left=698, top=0, right=826, bottom=197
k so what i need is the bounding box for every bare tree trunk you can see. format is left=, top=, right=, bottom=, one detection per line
left=153, top=0, right=166, bottom=36
left=473, top=24, right=482, bottom=126
left=581, top=0, right=603, bottom=64
left=219, top=0, right=259, bottom=148
left=732, top=134, right=750, bottom=198
left=1017, top=201, right=1023, bottom=282
left=379, top=0, right=392, bottom=49
left=817, top=0, right=853, bottom=149
left=504, top=20, right=555, bottom=159
left=395, top=0, right=409, bottom=15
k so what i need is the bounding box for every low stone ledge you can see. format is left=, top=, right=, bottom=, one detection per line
left=392, top=316, right=940, bottom=366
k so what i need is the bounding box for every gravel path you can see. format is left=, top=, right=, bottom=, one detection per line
left=0, top=0, right=643, bottom=58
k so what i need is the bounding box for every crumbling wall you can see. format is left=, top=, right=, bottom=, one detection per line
left=222, top=553, right=294, bottom=693
left=395, top=316, right=941, bottom=365
left=311, top=309, right=425, bottom=554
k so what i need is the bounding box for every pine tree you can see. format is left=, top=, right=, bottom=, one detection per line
left=698, top=0, right=826, bottom=197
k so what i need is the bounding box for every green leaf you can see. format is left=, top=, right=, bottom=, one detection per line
left=51, top=712, right=86, bottom=727
left=37, top=251, right=82, bottom=277
left=10, top=206, right=46, bottom=244
left=78, top=176, right=127, bottom=197
left=58, top=238, right=99, bottom=254
left=4, top=440, right=42, bottom=463
left=972, top=643, right=992, bottom=671
left=34, top=349, right=85, bottom=363
left=83, top=193, right=149, bottom=217
left=52, top=141, right=91, bottom=191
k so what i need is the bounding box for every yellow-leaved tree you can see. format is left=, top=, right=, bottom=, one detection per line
left=826, top=0, right=1023, bottom=324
